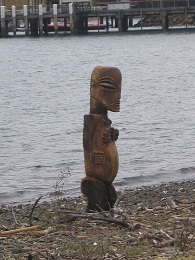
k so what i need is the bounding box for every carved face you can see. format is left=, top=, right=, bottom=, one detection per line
left=90, top=66, right=122, bottom=112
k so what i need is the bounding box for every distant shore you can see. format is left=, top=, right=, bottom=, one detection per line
left=0, top=179, right=195, bottom=259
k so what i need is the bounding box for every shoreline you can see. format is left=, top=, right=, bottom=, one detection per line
left=0, top=179, right=195, bottom=259
left=1, top=176, right=194, bottom=207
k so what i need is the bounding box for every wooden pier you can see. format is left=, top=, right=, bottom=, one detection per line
left=1, top=0, right=195, bottom=37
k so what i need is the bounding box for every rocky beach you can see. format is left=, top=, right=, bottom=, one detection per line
left=0, top=179, right=195, bottom=259
left=134, top=14, right=195, bottom=28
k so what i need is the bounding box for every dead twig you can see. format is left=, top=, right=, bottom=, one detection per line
left=66, top=213, right=130, bottom=228
left=166, top=197, right=179, bottom=210
left=11, top=206, right=18, bottom=225
left=96, top=204, right=109, bottom=217
left=29, top=195, right=43, bottom=226
left=159, top=229, right=173, bottom=239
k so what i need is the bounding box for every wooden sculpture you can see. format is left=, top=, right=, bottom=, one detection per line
left=81, top=66, right=122, bottom=211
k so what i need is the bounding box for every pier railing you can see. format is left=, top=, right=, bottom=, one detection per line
left=80, top=0, right=195, bottom=10
left=4, top=4, right=70, bottom=15
left=2, top=0, right=195, bottom=15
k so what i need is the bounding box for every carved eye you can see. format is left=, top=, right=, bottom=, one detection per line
left=97, top=77, right=120, bottom=92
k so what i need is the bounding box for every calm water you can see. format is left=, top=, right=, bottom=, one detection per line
left=1, top=31, right=195, bottom=205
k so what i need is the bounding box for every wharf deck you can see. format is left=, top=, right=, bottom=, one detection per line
left=1, top=0, right=195, bottom=36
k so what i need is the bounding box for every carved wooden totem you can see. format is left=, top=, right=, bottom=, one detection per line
left=81, top=66, right=122, bottom=211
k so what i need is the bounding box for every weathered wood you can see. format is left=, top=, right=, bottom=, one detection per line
left=66, top=212, right=130, bottom=228
left=0, top=226, right=39, bottom=236
left=82, top=66, right=122, bottom=211
left=0, top=6, right=6, bottom=37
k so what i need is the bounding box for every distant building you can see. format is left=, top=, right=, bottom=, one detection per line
left=0, top=0, right=119, bottom=7
left=0, top=0, right=56, bottom=7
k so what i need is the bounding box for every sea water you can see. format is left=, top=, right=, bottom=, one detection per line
left=0, top=31, right=195, bottom=204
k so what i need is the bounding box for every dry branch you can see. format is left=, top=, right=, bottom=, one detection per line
left=66, top=213, right=130, bottom=228
left=0, top=226, right=40, bottom=236
left=11, top=206, right=18, bottom=225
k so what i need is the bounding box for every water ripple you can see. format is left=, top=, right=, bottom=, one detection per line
left=1, top=32, right=195, bottom=204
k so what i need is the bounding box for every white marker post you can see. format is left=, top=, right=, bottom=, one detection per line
left=69, top=2, right=73, bottom=15
left=69, top=3, right=74, bottom=34
left=53, top=4, right=58, bottom=35
left=23, top=5, right=29, bottom=36
left=12, top=5, right=16, bottom=36
left=39, top=4, right=43, bottom=36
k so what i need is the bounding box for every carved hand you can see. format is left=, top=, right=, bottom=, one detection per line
left=110, top=128, right=119, bottom=141
left=102, top=129, right=112, bottom=144
left=102, top=128, right=119, bottom=143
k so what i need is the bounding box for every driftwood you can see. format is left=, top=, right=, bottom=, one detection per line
left=0, top=226, right=39, bottom=236
left=174, top=216, right=195, bottom=221
left=159, top=229, right=173, bottom=239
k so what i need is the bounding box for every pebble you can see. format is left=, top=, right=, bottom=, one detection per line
left=0, top=180, right=195, bottom=259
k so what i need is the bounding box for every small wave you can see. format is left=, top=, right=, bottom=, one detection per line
left=31, top=165, right=53, bottom=169
left=0, top=127, right=10, bottom=131
left=179, top=167, right=195, bottom=174
left=54, top=162, right=69, bottom=168
left=115, top=172, right=162, bottom=187
left=46, top=186, right=81, bottom=199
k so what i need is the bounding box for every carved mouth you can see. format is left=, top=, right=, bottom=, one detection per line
left=111, top=100, right=120, bottom=111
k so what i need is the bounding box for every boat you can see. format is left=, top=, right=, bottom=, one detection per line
left=47, top=22, right=107, bottom=32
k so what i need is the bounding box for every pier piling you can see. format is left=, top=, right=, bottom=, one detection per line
left=53, top=4, right=58, bottom=35
left=43, top=18, right=49, bottom=35
left=162, top=11, right=169, bottom=30
left=12, top=6, right=16, bottom=36
left=39, top=4, right=43, bottom=36
left=69, top=2, right=80, bottom=34
left=30, top=18, right=38, bottom=36
left=23, top=5, right=29, bottom=36
left=106, top=16, right=109, bottom=31
left=84, top=16, right=88, bottom=32
left=140, top=9, right=143, bottom=30
left=185, top=8, right=188, bottom=28
left=1, top=6, right=6, bottom=37
left=129, top=17, right=133, bottom=27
